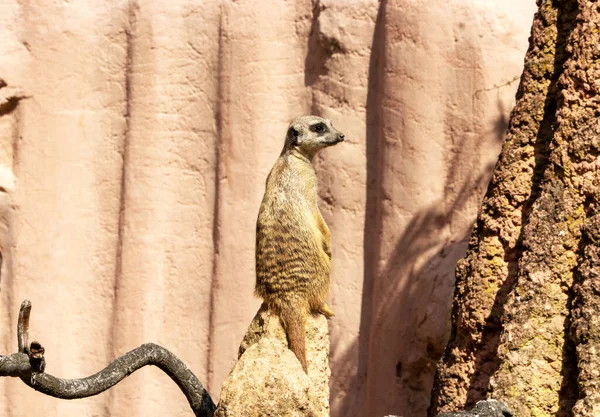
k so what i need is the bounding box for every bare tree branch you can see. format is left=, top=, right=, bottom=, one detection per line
left=1, top=300, right=216, bottom=417
left=17, top=299, right=31, bottom=353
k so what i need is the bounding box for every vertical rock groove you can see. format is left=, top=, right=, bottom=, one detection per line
left=206, top=5, right=226, bottom=394
left=362, top=1, right=387, bottom=415
left=107, top=1, right=137, bottom=413
left=111, top=0, right=136, bottom=333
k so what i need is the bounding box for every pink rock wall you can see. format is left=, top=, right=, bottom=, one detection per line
left=0, top=1, right=535, bottom=416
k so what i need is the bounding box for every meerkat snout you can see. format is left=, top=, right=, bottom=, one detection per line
left=283, top=115, right=344, bottom=158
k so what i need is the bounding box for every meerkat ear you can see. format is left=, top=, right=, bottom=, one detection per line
left=287, top=126, right=300, bottom=146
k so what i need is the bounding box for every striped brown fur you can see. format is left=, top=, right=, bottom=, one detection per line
left=255, top=115, right=344, bottom=373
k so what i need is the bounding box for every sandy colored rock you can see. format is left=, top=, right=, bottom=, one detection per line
left=214, top=306, right=330, bottom=417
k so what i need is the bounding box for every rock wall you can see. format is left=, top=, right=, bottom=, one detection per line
left=0, top=1, right=535, bottom=416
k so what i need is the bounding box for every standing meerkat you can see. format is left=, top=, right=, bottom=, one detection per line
left=255, top=115, right=344, bottom=373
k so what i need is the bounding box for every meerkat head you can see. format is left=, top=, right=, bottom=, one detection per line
left=283, top=115, right=344, bottom=159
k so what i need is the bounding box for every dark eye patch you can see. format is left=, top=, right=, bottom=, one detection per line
left=310, top=122, right=327, bottom=134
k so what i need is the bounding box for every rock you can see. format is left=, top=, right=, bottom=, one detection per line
left=214, top=305, right=330, bottom=417
left=435, top=399, right=513, bottom=417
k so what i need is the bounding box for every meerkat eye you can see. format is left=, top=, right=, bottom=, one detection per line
left=311, top=123, right=327, bottom=133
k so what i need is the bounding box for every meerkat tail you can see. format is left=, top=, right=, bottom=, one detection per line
left=280, top=303, right=308, bottom=373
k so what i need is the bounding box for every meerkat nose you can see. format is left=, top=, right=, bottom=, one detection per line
left=338, top=133, right=345, bottom=142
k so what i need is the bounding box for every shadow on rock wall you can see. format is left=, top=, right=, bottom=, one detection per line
left=337, top=1, right=512, bottom=416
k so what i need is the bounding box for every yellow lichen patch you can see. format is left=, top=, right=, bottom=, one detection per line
left=566, top=205, right=585, bottom=235
left=482, top=236, right=505, bottom=259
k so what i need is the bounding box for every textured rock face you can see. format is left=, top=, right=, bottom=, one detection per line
left=0, top=1, right=535, bottom=417
left=214, top=306, right=330, bottom=417
left=430, top=2, right=570, bottom=413
left=433, top=1, right=600, bottom=416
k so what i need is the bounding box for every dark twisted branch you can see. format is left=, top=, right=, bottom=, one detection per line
left=17, top=299, right=31, bottom=353
left=0, top=300, right=216, bottom=417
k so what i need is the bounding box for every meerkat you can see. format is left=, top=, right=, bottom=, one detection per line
left=255, top=115, right=344, bottom=373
